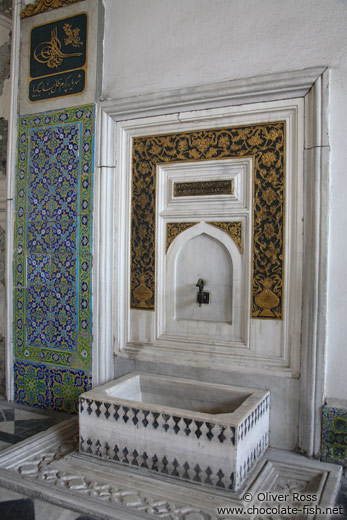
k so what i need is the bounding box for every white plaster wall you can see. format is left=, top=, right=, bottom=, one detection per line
left=102, top=0, right=347, bottom=401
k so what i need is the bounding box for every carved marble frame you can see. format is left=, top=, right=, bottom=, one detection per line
left=114, top=104, right=301, bottom=378
left=91, top=67, right=329, bottom=458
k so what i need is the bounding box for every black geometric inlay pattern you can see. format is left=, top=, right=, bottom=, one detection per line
left=204, top=466, right=213, bottom=486
left=238, top=395, right=270, bottom=441
left=195, top=420, right=203, bottom=439
left=216, top=469, right=225, bottom=488
left=113, top=404, right=120, bottom=421
left=104, top=442, right=110, bottom=457
left=84, top=437, right=235, bottom=489
left=113, top=444, right=119, bottom=462
left=162, top=455, right=169, bottom=474
left=162, top=413, right=170, bottom=432
left=141, top=451, right=149, bottom=469
left=132, top=408, right=139, bottom=425
left=184, top=418, right=192, bottom=436
left=104, top=403, right=111, bottom=419
left=142, top=410, right=150, bottom=427
left=172, top=458, right=179, bottom=477
left=183, top=461, right=190, bottom=479
left=218, top=426, right=226, bottom=443
left=230, top=426, right=235, bottom=445
left=95, top=401, right=102, bottom=418
left=82, top=397, right=248, bottom=444
left=206, top=423, right=214, bottom=441
left=193, top=464, right=202, bottom=482
left=151, top=454, right=159, bottom=471
left=122, top=447, right=129, bottom=464
left=95, top=439, right=101, bottom=457
left=86, top=438, right=93, bottom=454
left=237, top=434, right=268, bottom=483
left=122, top=406, right=129, bottom=423
left=173, top=416, right=180, bottom=434
left=86, top=399, right=93, bottom=416
left=131, top=449, right=139, bottom=466
left=152, top=412, right=159, bottom=429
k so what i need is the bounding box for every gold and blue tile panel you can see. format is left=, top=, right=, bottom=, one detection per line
left=13, top=105, right=95, bottom=413
left=321, top=405, right=347, bottom=465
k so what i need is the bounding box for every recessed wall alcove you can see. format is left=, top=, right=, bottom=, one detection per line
left=175, top=233, right=233, bottom=323
left=164, top=222, right=245, bottom=345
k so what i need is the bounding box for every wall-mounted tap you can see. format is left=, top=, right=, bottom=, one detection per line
left=196, top=279, right=209, bottom=306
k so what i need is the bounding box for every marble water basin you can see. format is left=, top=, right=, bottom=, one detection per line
left=79, top=373, right=270, bottom=491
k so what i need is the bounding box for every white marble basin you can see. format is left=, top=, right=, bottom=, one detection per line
left=79, top=373, right=270, bottom=491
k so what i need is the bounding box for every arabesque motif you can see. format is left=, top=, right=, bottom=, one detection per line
left=21, top=0, right=84, bottom=18
left=207, top=221, right=243, bottom=254
left=166, top=222, right=198, bottom=252
left=131, top=122, right=285, bottom=318
left=14, top=105, right=94, bottom=412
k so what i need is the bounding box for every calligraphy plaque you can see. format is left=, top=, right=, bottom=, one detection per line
left=29, top=13, right=87, bottom=102
left=174, top=179, right=233, bottom=197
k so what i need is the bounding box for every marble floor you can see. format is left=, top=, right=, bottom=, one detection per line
left=0, top=397, right=97, bottom=520
left=0, top=399, right=66, bottom=450
left=333, top=476, right=347, bottom=519
left=0, top=397, right=345, bottom=519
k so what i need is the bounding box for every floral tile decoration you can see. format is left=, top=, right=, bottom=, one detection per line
left=13, top=105, right=94, bottom=413
left=321, top=405, right=347, bottom=465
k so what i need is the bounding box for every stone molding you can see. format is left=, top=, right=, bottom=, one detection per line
left=79, top=396, right=237, bottom=445
left=0, top=421, right=341, bottom=520
left=0, top=178, right=6, bottom=230
left=0, top=14, right=11, bottom=31
left=100, top=67, right=326, bottom=120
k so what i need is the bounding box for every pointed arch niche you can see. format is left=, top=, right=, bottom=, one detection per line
left=175, top=232, right=233, bottom=323
left=161, top=222, right=247, bottom=346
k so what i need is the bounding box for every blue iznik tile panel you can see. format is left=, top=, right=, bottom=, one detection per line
left=13, top=106, right=94, bottom=413
left=322, top=406, right=347, bottom=465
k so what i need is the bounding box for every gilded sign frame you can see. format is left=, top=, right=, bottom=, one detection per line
left=173, top=179, right=233, bottom=197
left=28, top=12, right=88, bottom=102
